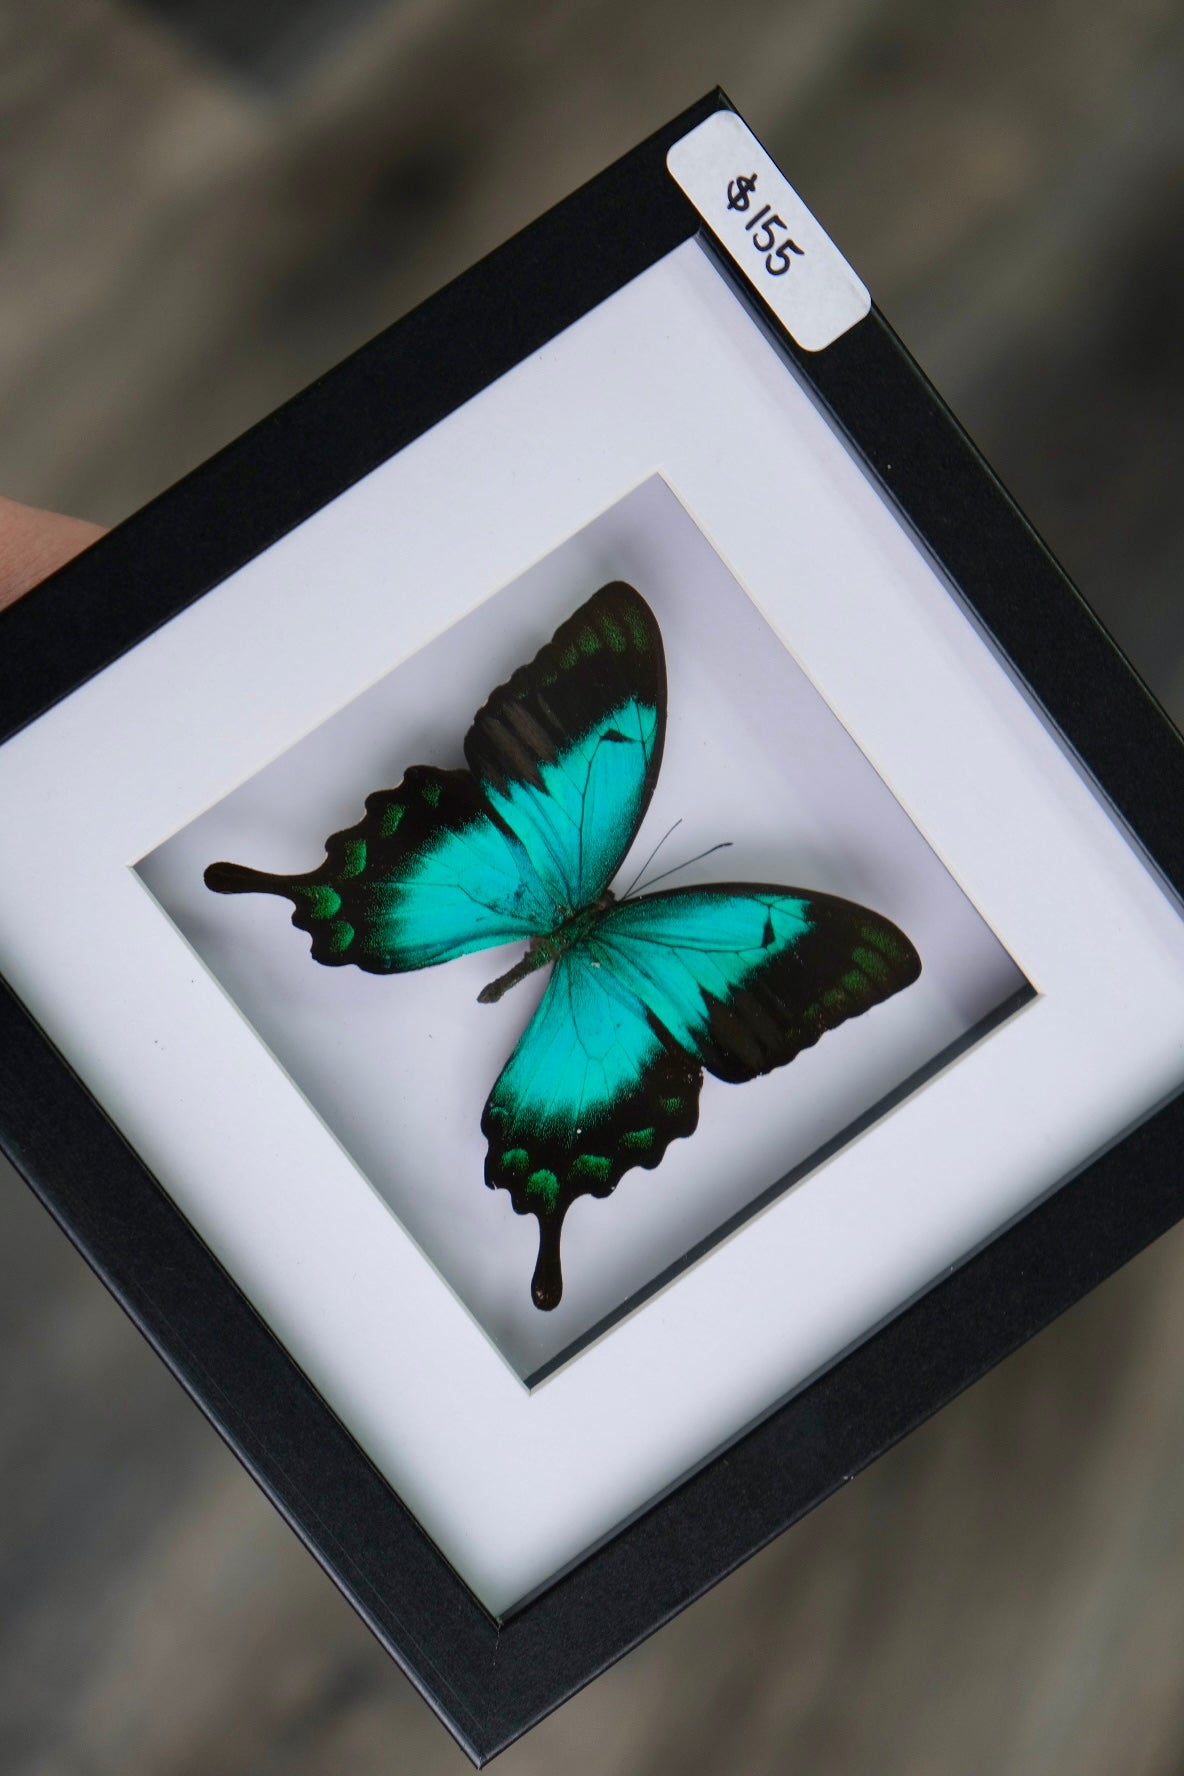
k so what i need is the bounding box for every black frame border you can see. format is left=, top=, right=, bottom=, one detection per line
left=3, top=92, right=1184, bottom=1764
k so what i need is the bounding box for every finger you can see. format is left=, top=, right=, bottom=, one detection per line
left=0, top=497, right=106, bottom=615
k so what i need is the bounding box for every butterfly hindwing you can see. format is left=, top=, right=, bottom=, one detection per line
left=593, top=884, right=922, bottom=1081
left=483, top=883, right=919, bottom=1308
left=204, top=765, right=558, bottom=972
left=464, top=582, right=666, bottom=910
left=482, top=948, right=701, bottom=1309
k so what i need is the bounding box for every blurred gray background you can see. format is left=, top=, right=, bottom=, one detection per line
left=2, top=1, right=1183, bottom=1771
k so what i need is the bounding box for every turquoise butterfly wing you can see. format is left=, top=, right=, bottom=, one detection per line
left=483, top=947, right=703, bottom=1307
left=484, top=885, right=920, bottom=1306
left=464, top=581, right=665, bottom=912
left=205, top=582, right=665, bottom=969
left=594, top=885, right=920, bottom=1082
left=206, top=765, right=556, bottom=970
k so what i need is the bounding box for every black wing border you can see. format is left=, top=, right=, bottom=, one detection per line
left=463, top=580, right=667, bottom=904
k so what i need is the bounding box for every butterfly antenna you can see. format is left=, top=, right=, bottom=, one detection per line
left=619, top=819, right=683, bottom=900
left=633, top=840, right=733, bottom=895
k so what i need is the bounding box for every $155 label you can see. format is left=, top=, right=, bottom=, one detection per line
left=667, top=112, right=870, bottom=353
left=724, top=172, right=805, bottom=278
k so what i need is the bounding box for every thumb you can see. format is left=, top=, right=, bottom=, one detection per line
left=0, top=496, right=105, bottom=615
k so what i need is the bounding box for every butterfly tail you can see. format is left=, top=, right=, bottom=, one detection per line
left=204, top=859, right=361, bottom=964
left=530, top=1206, right=567, bottom=1311
left=204, top=861, right=306, bottom=898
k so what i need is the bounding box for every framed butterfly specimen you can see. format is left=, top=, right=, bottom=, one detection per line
left=2, top=92, right=1183, bottom=1767
left=203, top=581, right=921, bottom=1312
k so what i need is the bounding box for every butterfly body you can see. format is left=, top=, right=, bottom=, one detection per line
left=477, top=889, right=619, bottom=1003
left=206, top=583, right=921, bottom=1311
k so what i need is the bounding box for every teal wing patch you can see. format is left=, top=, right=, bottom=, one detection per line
left=594, top=884, right=922, bottom=1082
left=464, top=582, right=666, bottom=910
left=204, top=765, right=559, bottom=972
left=482, top=948, right=701, bottom=1309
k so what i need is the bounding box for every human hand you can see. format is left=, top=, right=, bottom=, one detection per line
left=0, top=496, right=105, bottom=615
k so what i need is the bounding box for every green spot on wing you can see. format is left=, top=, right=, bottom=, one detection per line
left=852, top=943, right=888, bottom=984
left=600, top=612, right=626, bottom=652
left=338, top=839, right=366, bottom=879
left=378, top=801, right=404, bottom=836
left=501, top=1148, right=529, bottom=1174
left=527, top=1168, right=560, bottom=1210
left=324, top=920, right=354, bottom=954
left=660, top=1094, right=683, bottom=1114
left=623, top=604, right=650, bottom=649
left=294, top=885, right=341, bottom=920
left=421, top=780, right=441, bottom=808
left=571, top=1153, right=611, bottom=1184
left=622, top=1126, right=656, bottom=1151
left=862, top=922, right=905, bottom=961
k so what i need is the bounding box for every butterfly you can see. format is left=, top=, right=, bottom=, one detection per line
left=205, top=583, right=920, bottom=1311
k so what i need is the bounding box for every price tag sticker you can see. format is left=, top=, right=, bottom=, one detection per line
left=667, top=112, right=870, bottom=353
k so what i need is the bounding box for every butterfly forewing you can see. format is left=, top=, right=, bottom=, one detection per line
left=204, top=581, right=667, bottom=972
left=594, top=885, right=922, bottom=1081
left=464, top=582, right=667, bottom=910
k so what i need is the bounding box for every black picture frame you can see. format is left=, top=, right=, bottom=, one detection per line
left=3, top=90, right=1183, bottom=1765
